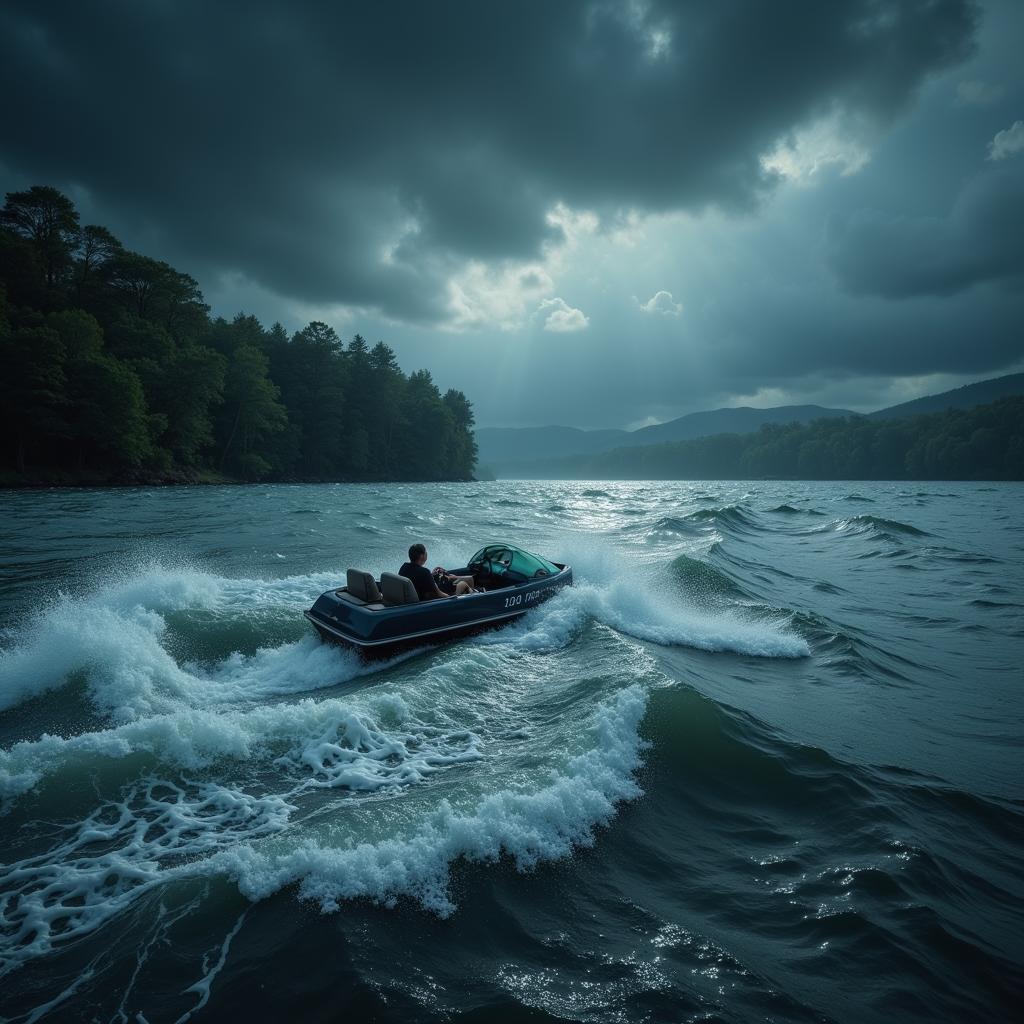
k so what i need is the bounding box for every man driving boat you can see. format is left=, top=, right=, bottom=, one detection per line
left=399, top=543, right=475, bottom=599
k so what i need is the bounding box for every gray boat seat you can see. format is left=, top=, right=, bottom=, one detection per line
left=380, top=572, right=419, bottom=606
left=346, top=568, right=382, bottom=603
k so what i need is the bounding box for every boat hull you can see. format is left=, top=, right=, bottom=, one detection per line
left=305, top=565, right=572, bottom=658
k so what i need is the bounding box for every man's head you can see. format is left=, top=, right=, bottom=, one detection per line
left=409, top=542, right=427, bottom=565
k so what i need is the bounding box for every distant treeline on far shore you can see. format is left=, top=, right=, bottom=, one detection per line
left=494, top=396, right=1024, bottom=480
left=0, top=186, right=478, bottom=485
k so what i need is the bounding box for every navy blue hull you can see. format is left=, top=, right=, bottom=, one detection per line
left=306, top=564, right=572, bottom=656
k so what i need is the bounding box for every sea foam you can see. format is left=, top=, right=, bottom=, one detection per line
left=0, top=691, right=481, bottom=805
left=0, top=565, right=366, bottom=719
left=208, top=683, right=649, bottom=916
left=0, top=685, right=648, bottom=972
left=0, top=552, right=806, bottom=727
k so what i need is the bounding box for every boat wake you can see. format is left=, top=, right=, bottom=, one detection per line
left=0, top=681, right=648, bottom=973
left=0, top=547, right=808, bottom=725
left=0, top=545, right=802, bottom=977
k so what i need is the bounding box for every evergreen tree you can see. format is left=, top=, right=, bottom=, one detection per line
left=0, top=186, right=80, bottom=301
left=524, top=400, right=1024, bottom=481
left=0, top=321, right=67, bottom=472
left=218, top=345, right=287, bottom=478
left=0, top=185, right=479, bottom=484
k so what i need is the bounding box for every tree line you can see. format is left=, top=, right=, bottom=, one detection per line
left=0, top=186, right=478, bottom=484
left=506, top=397, right=1024, bottom=480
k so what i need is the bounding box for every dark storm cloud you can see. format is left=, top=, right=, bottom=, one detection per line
left=827, top=164, right=1024, bottom=296
left=0, top=0, right=981, bottom=322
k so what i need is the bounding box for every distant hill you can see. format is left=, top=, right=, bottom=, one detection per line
left=495, top=395, right=1024, bottom=481
left=477, top=404, right=854, bottom=467
left=870, top=373, right=1024, bottom=421
left=628, top=404, right=854, bottom=446
left=476, top=373, right=1024, bottom=475
left=474, top=425, right=629, bottom=463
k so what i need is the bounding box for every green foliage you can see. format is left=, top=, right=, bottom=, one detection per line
left=0, top=322, right=67, bottom=471
left=0, top=185, right=478, bottom=484
left=0, top=186, right=79, bottom=300
left=531, top=399, right=1024, bottom=481
left=71, top=351, right=153, bottom=468
left=218, top=345, right=287, bottom=477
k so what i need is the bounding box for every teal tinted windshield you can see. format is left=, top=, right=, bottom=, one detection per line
left=468, top=544, right=559, bottom=577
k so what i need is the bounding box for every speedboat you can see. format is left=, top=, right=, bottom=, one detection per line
left=305, top=543, right=572, bottom=656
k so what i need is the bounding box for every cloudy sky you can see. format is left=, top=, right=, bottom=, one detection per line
left=2, top=0, right=1022, bottom=428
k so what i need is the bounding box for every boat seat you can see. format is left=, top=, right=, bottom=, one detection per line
left=380, top=572, right=419, bottom=606
left=346, top=568, right=382, bottom=603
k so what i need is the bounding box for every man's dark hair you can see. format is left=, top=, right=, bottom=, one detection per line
left=409, top=543, right=426, bottom=562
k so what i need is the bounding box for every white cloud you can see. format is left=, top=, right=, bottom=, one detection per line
left=638, top=289, right=682, bottom=316
left=442, top=202, right=601, bottom=331
left=446, top=261, right=554, bottom=331
left=761, top=111, right=871, bottom=183
left=954, top=80, right=1004, bottom=108
left=538, top=297, right=589, bottom=332
left=546, top=203, right=600, bottom=246
left=987, top=120, right=1024, bottom=161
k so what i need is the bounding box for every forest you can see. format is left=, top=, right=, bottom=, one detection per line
left=504, top=397, right=1024, bottom=480
left=0, top=186, right=478, bottom=484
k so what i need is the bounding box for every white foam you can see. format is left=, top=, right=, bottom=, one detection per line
left=0, top=550, right=803, bottom=725
left=173, top=909, right=249, bottom=1023
left=0, top=565, right=362, bottom=719
left=207, top=684, right=649, bottom=916
left=0, top=692, right=481, bottom=806
left=0, top=686, right=648, bottom=971
left=486, top=581, right=807, bottom=659
left=0, top=778, right=291, bottom=977
left=511, top=533, right=807, bottom=657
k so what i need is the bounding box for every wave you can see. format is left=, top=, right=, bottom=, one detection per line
left=208, top=684, right=648, bottom=916
left=767, top=504, right=825, bottom=516
left=489, top=581, right=808, bottom=659
left=0, top=565, right=368, bottom=720
left=0, top=686, right=648, bottom=970
left=0, top=548, right=810, bottom=730
left=0, top=687, right=481, bottom=807
left=681, top=505, right=759, bottom=533
left=631, top=506, right=759, bottom=541
left=922, top=546, right=998, bottom=565
left=788, top=612, right=915, bottom=684
left=526, top=539, right=808, bottom=658
left=0, top=777, right=291, bottom=977
left=668, top=553, right=748, bottom=601
left=825, top=515, right=931, bottom=540
left=645, top=516, right=699, bottom=535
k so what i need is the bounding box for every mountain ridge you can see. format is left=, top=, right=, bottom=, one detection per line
left=476, top=373, right=1024, bottom=471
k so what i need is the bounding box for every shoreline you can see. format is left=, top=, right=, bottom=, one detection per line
left=0, top=471, right=480, bottom=490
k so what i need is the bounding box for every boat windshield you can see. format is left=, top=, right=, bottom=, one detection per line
left=468, top=544, right=560, bottom=578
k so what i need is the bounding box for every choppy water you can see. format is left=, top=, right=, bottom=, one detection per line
left=0, top=481, right=1021, bottom=1023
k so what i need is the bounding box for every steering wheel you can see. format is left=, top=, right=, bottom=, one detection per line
left=468, top=555, right=493, bottom=577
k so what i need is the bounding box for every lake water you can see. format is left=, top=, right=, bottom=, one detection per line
left=0, top=481, right=1021, bottom=1022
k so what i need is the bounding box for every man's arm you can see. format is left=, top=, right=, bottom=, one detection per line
left=426, top=568, right=454, bottom=599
